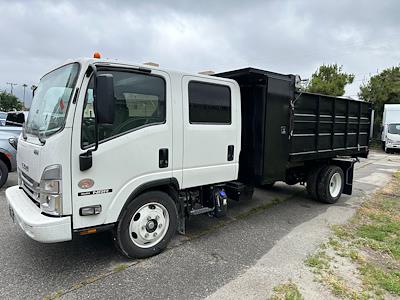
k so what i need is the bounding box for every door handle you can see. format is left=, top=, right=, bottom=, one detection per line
left=227, top=145, right=234, bottom=161
left=159, top=148, right=169, bottom=168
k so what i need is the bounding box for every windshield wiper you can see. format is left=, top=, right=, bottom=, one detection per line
left=38, top=131, right=46, bottom=145
left=27, top=125, right=46, bottom=145
left=22, top=123, right=27, bottom=140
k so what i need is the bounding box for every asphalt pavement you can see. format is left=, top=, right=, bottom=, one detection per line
left=0, top=150, right=399, bottom=300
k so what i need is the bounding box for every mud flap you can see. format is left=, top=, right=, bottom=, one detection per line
left=332, top=158, right=356, bottom=195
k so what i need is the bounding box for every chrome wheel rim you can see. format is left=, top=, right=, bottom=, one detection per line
left=329, top=173, right=342, bottom=198
left=129, top=202, right=169, bottom=248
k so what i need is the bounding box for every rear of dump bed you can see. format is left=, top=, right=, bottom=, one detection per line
left=290, top=93, right=371, bottom=161
left=216, top=68, right=372, bottom=186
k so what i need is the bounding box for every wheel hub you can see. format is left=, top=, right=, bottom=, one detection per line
left=146, top=219, right=158, bottom=232
left=129, top=202, right=170, bottom=248
left=329, top=173, right=342, bottom=198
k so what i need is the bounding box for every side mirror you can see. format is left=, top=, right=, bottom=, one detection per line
left=31, top=85, right=37, bottom=97
left=95, top=74, right=115, bottom=124
left=80, top=72, right=115, bottom=172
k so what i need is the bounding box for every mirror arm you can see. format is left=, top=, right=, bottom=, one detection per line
left=80, top=64, right=98, bottom=172
left=87, top=63, right=99, bottom=152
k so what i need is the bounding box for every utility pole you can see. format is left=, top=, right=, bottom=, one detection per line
left=6, top=82, right=18, bottom=95
left=22, top=83, right=28, bottom=107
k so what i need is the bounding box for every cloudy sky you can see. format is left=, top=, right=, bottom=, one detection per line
left=0, top=0, right=399, bottom=107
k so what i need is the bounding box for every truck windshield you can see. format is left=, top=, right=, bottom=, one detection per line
left=25, top=63, right=80, bottom=137
left=388, top=123, right=400, bottom=135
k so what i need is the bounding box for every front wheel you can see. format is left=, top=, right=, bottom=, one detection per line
left=114, top=191, right=178, bottom=258
left=317, top=166, right=344, bottom=204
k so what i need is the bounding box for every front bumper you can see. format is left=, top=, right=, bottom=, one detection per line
left=386, top=143, right=400, bottom=149
left=6, top=186, right=72, bottom=243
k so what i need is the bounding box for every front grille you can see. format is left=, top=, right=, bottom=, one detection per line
left=20, top=170, right=40, bottom=206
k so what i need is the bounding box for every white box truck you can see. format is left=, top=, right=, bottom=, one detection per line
left=6, top=56, right=371, bottom=258
left=381, top=104, right=400, bottom=153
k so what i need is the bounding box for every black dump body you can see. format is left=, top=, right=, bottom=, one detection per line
left=216, top=68, right=372, bottom=186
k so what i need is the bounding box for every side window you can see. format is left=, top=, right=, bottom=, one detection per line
left=81, top=71, right=166, bottom=148
left=188, top=81, right=231, bottom=124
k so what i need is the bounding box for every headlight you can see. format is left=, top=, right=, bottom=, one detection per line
left=387, top=138, right=393, bottom=143
left=39, top=165, right=62, bottom=216
left=42, top=180, right=60, bottom=194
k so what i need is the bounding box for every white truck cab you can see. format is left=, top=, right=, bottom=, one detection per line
left=384, top=123, right=400, bottom=152
left=381, top=104, right=400, bottom=152
left=7, top=57, right=241, bottom=257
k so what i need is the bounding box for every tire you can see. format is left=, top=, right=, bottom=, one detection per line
left=114, top=191, right=178, bottom=259
left=317, top=166, right=344, bottom=204
left=306, top=165, right=324, bottom=200
left=0, top=160, right=9, bottom=189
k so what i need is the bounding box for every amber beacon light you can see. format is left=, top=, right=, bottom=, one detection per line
left=93, top=52, right=101, bottom=59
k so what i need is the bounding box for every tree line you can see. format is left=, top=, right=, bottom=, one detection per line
left=0, top=91, right=24, bottom=111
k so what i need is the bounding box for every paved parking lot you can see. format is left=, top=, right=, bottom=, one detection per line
left=0, top=150, right=399, bottom=300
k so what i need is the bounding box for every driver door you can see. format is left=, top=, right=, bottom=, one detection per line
left=71, top=68, right=173, bottom=229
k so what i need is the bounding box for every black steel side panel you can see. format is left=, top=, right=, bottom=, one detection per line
left=290, top=93, right=371, bottom=161
left=216, top=68, right=371, bottom=186
left=234, top=80, right=268, bottom=184
left=216, top=68, right=294, bottom=185
left=262, top=77, right=293, bottom=183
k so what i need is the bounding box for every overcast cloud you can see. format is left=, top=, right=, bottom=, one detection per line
left=0, top=0, right=399, bottom=107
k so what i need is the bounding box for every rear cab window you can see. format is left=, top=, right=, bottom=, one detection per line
left=188, top=81, right=231, bottom=124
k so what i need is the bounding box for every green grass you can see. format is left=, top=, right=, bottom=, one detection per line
left=338, top=172, right=400, bottom=296
left=42, top=290, right=62, bottom=300
left=331, top=224, right=352, bottom=239
left=368, top=139, right=382, bottom=150
left=324, top=275, right=354, bottom=298
left=305, top=251, right=330, bottom=271
left=270, top=282, right=303, bottom=300
left=354, top=210, right=400, bottom=260
left=357, top=222, right=399, bottom=241
left=113, top=263, right=129, bottom=272
left=360, top=263, right=400, bottom=295
left=306, top=171, right=400, bottom=298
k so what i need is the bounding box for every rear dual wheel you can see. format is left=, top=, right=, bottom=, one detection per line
left=307, top=165, right=344, bottom=204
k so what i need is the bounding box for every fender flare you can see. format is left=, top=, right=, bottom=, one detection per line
left=116, top=177, right=180, bottom=222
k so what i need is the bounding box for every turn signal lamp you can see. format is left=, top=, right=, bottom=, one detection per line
left=79, top=228, right=97, bottom=236
left=93, top=52, right=101, bottom=59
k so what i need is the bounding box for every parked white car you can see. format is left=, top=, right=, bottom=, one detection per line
left=0, top=112, right=7, bottom=126
left=0, top=111, right=28, bottom=187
